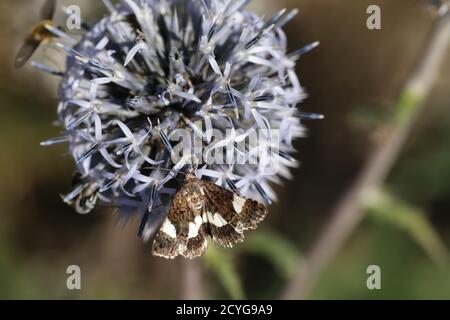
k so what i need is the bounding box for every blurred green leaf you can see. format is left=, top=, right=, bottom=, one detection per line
left=390, top=117, right=450, bottom=203
left=238, top=229, right=301, bottom=278
left=204, top=244, right=245, bottom=300
left=394, top=90, right=423, bottom=128
left=348, top=103, right=391, bottom=131
left=367, top=191, right=449, bottom=266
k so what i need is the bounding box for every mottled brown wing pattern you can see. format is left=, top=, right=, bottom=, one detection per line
left=184, top=223, right=209, bottom=259
left=152, top=188, right=191, bottom=259
left=202, top=180, right=267, bottom=234
left=152, top=179, right=209, bottom=259
left=151, top=177, right=268, bottom=259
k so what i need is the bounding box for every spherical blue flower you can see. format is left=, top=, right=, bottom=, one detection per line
left=39, top=0, right=320, bottom=241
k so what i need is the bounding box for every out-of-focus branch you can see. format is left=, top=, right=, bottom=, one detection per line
left=179, top=259, right=205, bottom=300
left=281, top=14, right=450, bottom=300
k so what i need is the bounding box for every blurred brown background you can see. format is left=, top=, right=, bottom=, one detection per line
left=0, top=0, right=449, bottom=299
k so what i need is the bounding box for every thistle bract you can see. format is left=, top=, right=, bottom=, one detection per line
left=40, top=0, right=318, bottom=239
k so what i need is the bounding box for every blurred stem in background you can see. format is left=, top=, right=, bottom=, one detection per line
left=282, top=12, right=450, bottom=300
left=180, top=259, right=206, bottom=300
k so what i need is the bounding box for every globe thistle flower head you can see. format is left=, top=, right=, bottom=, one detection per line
left=39, top=0, right=320, bottom=240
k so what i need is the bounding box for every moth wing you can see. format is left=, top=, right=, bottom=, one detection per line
left=151, top=218, right=182, bottom=259
left=203, top=181, right=267, bottom=247
left=152, top=191, right=187, bottom=259
left=182, top=222, right=209, bottom=259
left=152, top=179, right=268, bottom=258
left=206, top=200, right=244, bottom=248
left=152, top=185, right=208, bottom=259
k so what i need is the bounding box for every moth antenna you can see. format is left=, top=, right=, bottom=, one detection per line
left=137, top=211, right=149, bottom=237
left=138, top=184, right=157, bottom=237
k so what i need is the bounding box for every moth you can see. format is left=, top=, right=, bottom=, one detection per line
left=152, top=172, right=268, bottom=259
left=15, top=0, right=57, bottom=68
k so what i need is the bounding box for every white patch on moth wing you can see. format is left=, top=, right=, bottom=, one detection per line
left=160, top=219, right=177, bottom=239
left=188, top=215, right=204, bottom=239
left=188, top=222, right=198, bottom=239
left=194, top=215, right=203, bottom=226
left=207, top=211, right=228, bottom=227
left=232, top=195, right=246, bottom=214
left=214, top=213, right=228, bottom=227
